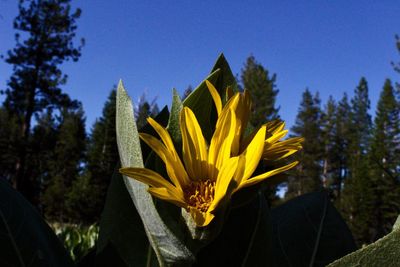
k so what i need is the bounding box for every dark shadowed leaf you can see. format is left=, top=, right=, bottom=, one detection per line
left=0, top=178, right=74, bottom=267
left=96, top=171, right=148, bottom=267
left=271, top=191, right=356, bottom=267
left=194, top=194, right=273, bottom=267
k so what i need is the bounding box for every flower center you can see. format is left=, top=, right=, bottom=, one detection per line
left=185, top=180, right=215, bottom=212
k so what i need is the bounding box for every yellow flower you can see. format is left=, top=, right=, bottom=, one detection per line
left=206, top=80, right=304, bottom=164
left=120, top=81, right=301, bottom=227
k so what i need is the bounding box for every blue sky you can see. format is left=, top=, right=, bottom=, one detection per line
left=1, top=1, right=399, bottom=131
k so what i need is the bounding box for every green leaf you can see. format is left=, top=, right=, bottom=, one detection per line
left=209, top=53, right=238, bottom=94
left=271, top=192, right=356, bottom=267
left=167, top=89, right=183, bottom=146
left=327, top=214, right=400, bottom=267
left=182, top=53, right=238, bottom=141
left=96, top=171, right=148, bottom=267
left=0, top=178, right=74, bottom=267
left=110, top=81, right=195, bottom=266
left=193, top=193, right=273, bottom=266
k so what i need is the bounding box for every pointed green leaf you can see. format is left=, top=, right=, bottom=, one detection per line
left=167, top=89, right=183, bottom=146
left=209, top=53, right=238, bottom=93
left=112, top=81, right=195, bottom=266
left=182, top=54, right=238, bottom=141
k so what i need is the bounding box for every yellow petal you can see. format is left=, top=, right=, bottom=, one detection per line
left=209, top=157, right=239, bottom=212
left=148, top=187, right=187, bottom=208
left=189, top=207, right=215, bottom=227
left=234, top=126, right=266, bottom=185
left=263, top=137, right=304, bottom=160
left=263, top=146, right=302, bottom=161
left=265, top=129, right=288, bottom=144
left=180, top=107, right=208, bottom=180
left=147, top=117, right=180, bottom=159
left=208, top=109, right=237, bottom=178
left=206, top=80, right=222, bottom=116
left=231, top=91, right=252, bottom=155
left=265, top=120, right=285, bottom=135
left=238, top=161, right=299, bottom=190
left=120, top=167, right=182, bottom=196
left=139, top=133, right=190, bottom=188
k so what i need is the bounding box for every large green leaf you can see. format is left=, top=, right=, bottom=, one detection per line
left=327, top=214, right=400, bottom=267
left=193, top=193, right=273, bottom=266
left=271, top=192, right=356, bottom=267
left=183, top=53, right=237, bottom=141
left=96, top=170, right=148, bottom=267
left=0, top=178, right=74, bottom=267
left=110, top=81, right=195, bottom=266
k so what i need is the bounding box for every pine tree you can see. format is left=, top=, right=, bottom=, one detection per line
left=369, top=79, right=400, bottom=240
left=135, top=93, right=159, bottom=130
left=0, top=107, right=20, bottom=181
left=66, top=89, right=119, bottom=223
left=240, top=55, right=280, bottom=127
left=286, top=89, right=323, bottom=198
left=3, top=0, right=83, bottom=200
left=321, top=96, right=339, bottom=196
left=334, top=94, right=352, bottom=200
left=341, top=77, right=374, bottom=245
left=28, top=110, right=58, bottom=206
left=42, top=104, right=86, bottom=222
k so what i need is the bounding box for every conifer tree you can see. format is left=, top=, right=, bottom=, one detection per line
left=135, top=93, right=159, bottom=130
left=66, top=89, right=119, bottom=223
left=42, top=104, right=86, bottom=222
left=240, top=55, right=280, bottom=127
left=321, top=97, right=339, bottom=195
left=333, top=94, right=352, bottom=200
left=341, top=77, right=374, bottom=245
left=0, top=107, right=20, bottom=181
left=28, top=110, right=59, bottom=206
left=286, top=89, right=323, bottom=198
left=369, top=79, right=400, bottom=239
left=3, top=0, right=83, bottom=200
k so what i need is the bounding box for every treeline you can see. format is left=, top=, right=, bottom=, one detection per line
left=286, top=77, right=400, bottom=246
left=1, top=0, right=400, bottom=248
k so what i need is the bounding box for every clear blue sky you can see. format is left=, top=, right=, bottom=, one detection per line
left=1, top=0, right=399, bottom=131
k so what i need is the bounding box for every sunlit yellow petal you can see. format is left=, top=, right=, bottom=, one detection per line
left=209, top=157, right=239, bottom=212
left=148, top=187, right=187, bottom=208
left=208, top=109, right=237, bottom=179
left=265, top=129, right=288, bottom=144
left=206, top=80, right=222, bottom=116
left=234, top=126, right=266, bottom=185
left=139, top=133, right=190, bottom=188
left=147, top=117, right=179, bottom=158
left=180, top=107, right=208, bottom=180
left=231, top=91, right=252, bottom=155
left=266, top=120, right=285, bottom=135
left=120, top=167, right=182, bottom=196
left=238, top=161, right=299, bottom=189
